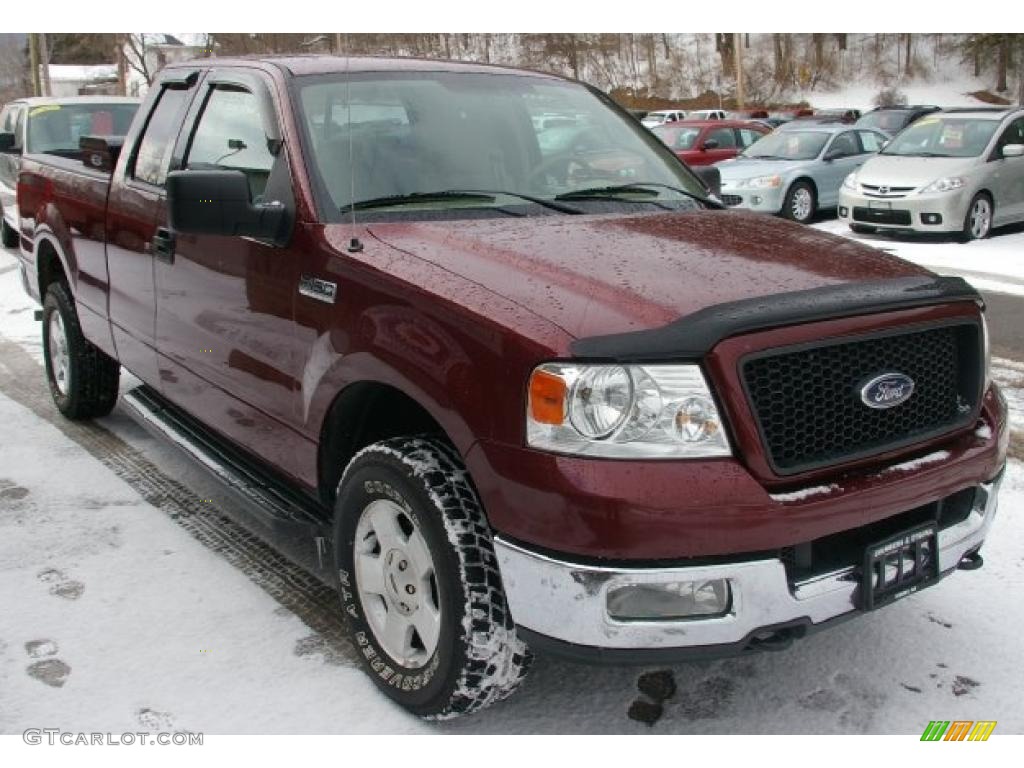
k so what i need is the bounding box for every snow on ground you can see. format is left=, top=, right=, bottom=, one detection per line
left=813, top=218, right=1024, bottom=298
left=801, top=78, right=997, bottom=115
left=2, top=244, right=1023, bottom=734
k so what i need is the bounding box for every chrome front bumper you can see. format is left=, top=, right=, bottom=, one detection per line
left=495, top=472, right=1002, bottom=651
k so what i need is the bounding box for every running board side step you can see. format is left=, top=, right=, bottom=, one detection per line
left=122, top=385, right=333, bottom=581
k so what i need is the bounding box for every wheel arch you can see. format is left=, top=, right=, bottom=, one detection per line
left=35, top=231, right=73, bottom=299
left=317, top=379, right=456, bottom=509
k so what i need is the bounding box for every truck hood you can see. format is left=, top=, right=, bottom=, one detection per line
left=855, top=154, right=978, bottom=188
left=364, top=210, right=929, bottom=340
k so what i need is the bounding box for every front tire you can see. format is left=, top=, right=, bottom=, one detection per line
left=42, top=283, right=120, bottom=419
left=960, top=193, right=993, bottom=242
left=334, top=436, right=531, bottom=718
left=782, top=180, right=817, bottom=224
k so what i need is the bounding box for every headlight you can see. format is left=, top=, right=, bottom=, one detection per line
left=742, top=174, right=782, bottom=189
left=919, top=177, right=964, bottom=194
left=842, top=171, right=859, bottom=190
left=526, top=363, right=731, bottom=458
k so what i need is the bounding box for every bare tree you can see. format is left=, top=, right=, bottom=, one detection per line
left=121, top=33, right=154, bottom=89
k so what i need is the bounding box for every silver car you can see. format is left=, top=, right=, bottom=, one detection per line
left=838, top=108, right=1024, bottom=241
left=715, top=123, right=888, bottom=223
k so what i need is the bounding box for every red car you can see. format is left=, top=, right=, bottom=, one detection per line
left=651, top=118, right=770, bottom=166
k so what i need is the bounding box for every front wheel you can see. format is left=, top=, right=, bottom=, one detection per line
left=960, top=193, right=993, bottom=242
left=334, top=436, right=531, bottom=718
left=782, top=181, right=816, bottom=224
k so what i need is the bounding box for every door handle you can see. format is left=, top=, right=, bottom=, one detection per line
left=152, top=228, right=175, bottom=264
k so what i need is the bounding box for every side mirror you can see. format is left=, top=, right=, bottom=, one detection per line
left=0, top=132, right=18, bottom=153
left=1002, top=143, right=1024, bottom=158
left=693, top=165, right=721, bottom=198
left=702, top=139, right=720, bottom=151
left=79, top=135, right=124, bottom=172
left=166, top=169, right=291, bottom=246
left=823, top=149, right=845, bottom=162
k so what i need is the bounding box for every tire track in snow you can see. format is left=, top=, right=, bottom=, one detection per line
left=0, top=336, right=357, bottom=667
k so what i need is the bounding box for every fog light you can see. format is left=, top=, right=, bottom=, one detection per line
left=838, top=206, right=848, bottom=217
left=751, top=195, right=762, bottom=205
left=606, top=579, right=732, bottom=621
left=921, top=212, right=943, bottom=225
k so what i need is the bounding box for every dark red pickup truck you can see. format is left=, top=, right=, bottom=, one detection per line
left=13, top=56, right=1008, bottom=719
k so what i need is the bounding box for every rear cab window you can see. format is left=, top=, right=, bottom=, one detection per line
left=132, top=88, right=192, bottom=186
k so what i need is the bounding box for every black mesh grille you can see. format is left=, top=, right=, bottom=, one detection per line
left=742, top=323, right=980, bottom=474
left=721, top=194, right=743, bottom=207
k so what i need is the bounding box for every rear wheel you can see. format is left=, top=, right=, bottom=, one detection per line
left=782, top=181, right=816, bottom=224
left=849, top=223, right=876, bottom=235
left=42, top=282, right=120, bottom=419
left=334, top=436, right=531, bottom=718
left=960, top=193, right=993, bottom=242
left=1, top=214, right=17, bottom=248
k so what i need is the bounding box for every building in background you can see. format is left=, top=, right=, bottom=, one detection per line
left=46, top=64, right=119, bottom=96
left=122, top=34, right=209, bottom=97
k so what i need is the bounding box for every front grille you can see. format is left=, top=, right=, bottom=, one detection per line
left=721, top=194, right=743, bottom=207
left=853, top=206, right=912, bottom=225
left=860, top=183, right=915, bottom=199
left=742, top=323, right=982, bottom=475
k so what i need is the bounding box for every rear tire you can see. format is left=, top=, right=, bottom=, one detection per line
left=849, top=223, right=876, bottom=235
left=42, top=282, right=120, bottom=420
left=782, top=181, right=816, bottom=224
left=959, top=193, right=993, bottom=242
left=1, top=215, right=17, bottom=248
left=334, top=436, right=531, bottom=719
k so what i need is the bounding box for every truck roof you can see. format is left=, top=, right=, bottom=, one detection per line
left=164, top=54, right=566, bottom=81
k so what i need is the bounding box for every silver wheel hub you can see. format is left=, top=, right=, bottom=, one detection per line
left=354, top=499, right=441, bottom=667
left=970, top=199, right=991, bottom=239
left=791, top=188, right=812, bottom=220
left=48, top=312, right=70, bottom=396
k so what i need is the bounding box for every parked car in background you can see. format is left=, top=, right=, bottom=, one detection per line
left=771, top=108, right=813, bottom=121
left=0, top=96, right=139, bottom=247
left=855, top=105, right=941, bottom=136
left=839, top=108, right=1024, bottom=240
left=809, top=108, right=862, bottom=122
left=688, top=108, right=727, bottom=121
left=651, top=119, right=769, bottom=166
left=641, top=109, right=687, bottom=128
left=752, top=117, right=790, bottom=131
left=716, top=122, right=888, bottom=222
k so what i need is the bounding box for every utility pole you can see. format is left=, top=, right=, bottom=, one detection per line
left=733, top=32, right=745, bottom=109
left=28, top=34, right=41, bottom=97
left=39, top=33, right=51, bottom=96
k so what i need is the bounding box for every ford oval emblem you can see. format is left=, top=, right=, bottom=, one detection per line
left=860, top=373, right=915, bottom=409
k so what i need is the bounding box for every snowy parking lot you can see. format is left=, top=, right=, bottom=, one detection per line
left=1, top=234, right=1022, bottom=735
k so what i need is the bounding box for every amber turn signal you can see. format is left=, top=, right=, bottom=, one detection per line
left=529, top=369, right=567, bottom=425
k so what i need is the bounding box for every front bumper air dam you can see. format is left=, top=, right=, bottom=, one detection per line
left=495, top=469, right=1003, bottom=661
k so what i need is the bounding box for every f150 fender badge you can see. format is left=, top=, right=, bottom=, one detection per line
left=298, top=275, right=337, bottom=304
left=860, top=372, right=915, bottom=409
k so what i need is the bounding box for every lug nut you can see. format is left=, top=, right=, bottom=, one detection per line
left=405, top=584, right=416, bottom=595
left=398, top=560, right=408, bottom=571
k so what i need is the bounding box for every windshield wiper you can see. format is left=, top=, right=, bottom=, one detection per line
left=340, top=189, right=581, bottom=215
left=555, top=182, right=720, bottom=208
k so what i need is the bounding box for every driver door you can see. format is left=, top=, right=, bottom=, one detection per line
left=154, top=69, right=313, bottom=483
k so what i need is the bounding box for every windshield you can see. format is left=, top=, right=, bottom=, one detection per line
left=651, top=124, right=700, bottom=151
left=882, top=116, right=999, bottom=158
left=741, top=130, right=829, bottom=160
left=295, top=72, right=707, bottom=220
left=26, top=102, right=138, bottom=155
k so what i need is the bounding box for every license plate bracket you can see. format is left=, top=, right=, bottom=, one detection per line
left=862, top=522, right=939, bottom=610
